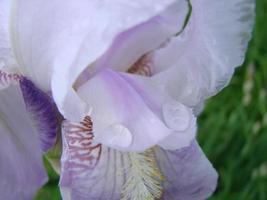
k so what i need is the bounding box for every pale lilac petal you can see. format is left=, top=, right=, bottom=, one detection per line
left=77, top=68, right=196, bottom=151
left=59, top=117, right=158, bottom=199
left=20, top=78, right=58, bottom=151
left=77, top=69, right=174, bottom=151
left=60, top=117, right=122, bottom=200
left=152, top=0, right=255, bottom=107
left=61, top=146, right=125, bottom=200
left=155, top=141, right=218, bottom=200
left=0, top=85, right=47, bottom=199
left=60, top=121, right=216, bottom=200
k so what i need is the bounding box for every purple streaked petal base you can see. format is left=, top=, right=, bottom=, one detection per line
left=60, top=116, right=102, bottom=187
left=20, top=78, right=59, bottom=151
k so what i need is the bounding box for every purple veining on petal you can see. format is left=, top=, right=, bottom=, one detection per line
left=60, top=116, right=102, bottom=185
left=0, top=70, right=22, bottom=88
left=19, top=78, right=59, bottom=151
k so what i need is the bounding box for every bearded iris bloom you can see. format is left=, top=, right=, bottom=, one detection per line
left=0, top=0, right=254, bottom=199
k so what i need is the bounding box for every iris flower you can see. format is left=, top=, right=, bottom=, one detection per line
left=0, top=0, right=254, bottom=199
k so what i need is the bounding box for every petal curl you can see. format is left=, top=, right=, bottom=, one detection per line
left=151, top=0, right=255, bottom=107
left=77, top=69, right=196, bottom=151
left=93, top=0, right=189, bottom=73
left=0, top=85, right=47, bottom=199
left=77, top=69, right=173, bottom=151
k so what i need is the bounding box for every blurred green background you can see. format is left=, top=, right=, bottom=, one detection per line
left=35, top=0, right=267, bottom=199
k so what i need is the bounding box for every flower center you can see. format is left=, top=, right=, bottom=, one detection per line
left=127, top=55, right=153, bottom=77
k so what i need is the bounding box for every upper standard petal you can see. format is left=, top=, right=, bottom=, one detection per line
left=9, top=0, right=188, bottom=121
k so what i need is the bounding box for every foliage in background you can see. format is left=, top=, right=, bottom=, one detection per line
left=35, top=0, right=267, bottom=199
left=199, top=0, right=267, bottom=199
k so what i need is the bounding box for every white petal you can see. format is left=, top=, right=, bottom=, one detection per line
left=152, top=0, right=255, bottom=107
left=11, top=0, right=187, bottom=121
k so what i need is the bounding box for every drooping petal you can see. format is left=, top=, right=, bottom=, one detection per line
left=60, top=116, right=162, bottom=199
left=60, top=116, right=118, bottom=200
left=155, top=141, right=218, bottom=200
left=0, top=85, right=47, bottom=199
left=11, top=0, right=189, bottom=121
left=151, top=0, right=255, bottom=107
left=60, top=120, right=217, bottom=200
left=60, top=146, right=125, bottom=200
left=19, top=77, right=59, bottom=151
